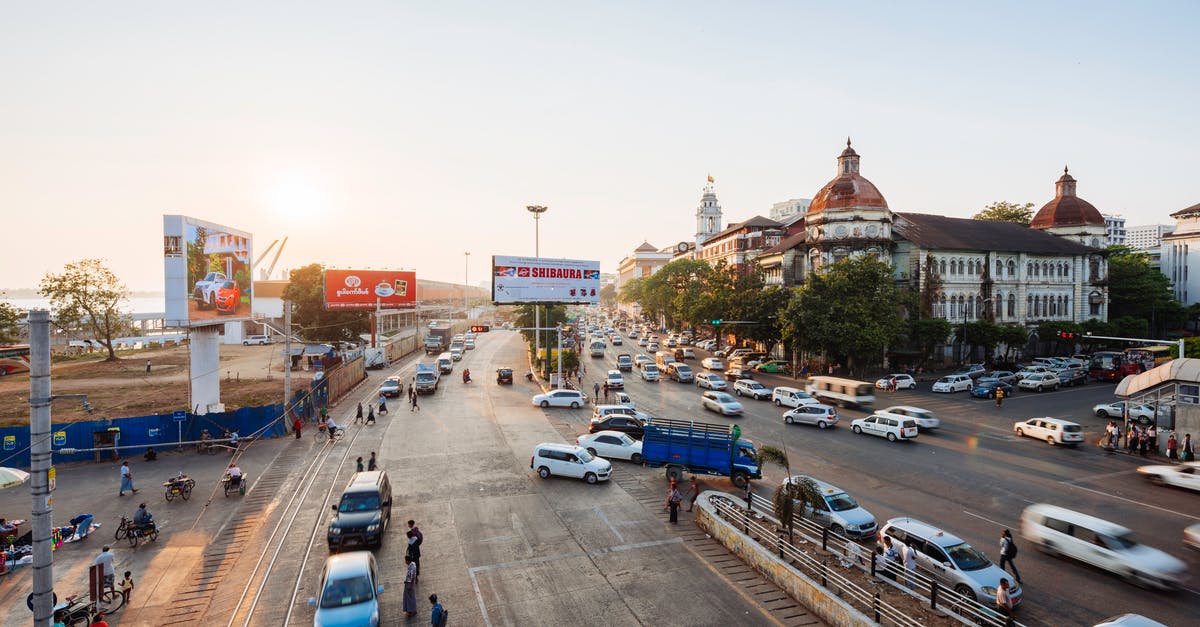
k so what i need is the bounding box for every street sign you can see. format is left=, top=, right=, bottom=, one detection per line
left=48, top=466, right=56, bottom=492
left=172, top=411, right=187, bottom=422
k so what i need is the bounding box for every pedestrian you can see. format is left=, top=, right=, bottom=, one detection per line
left=1139, top=428, right=1150, bottom=456
left=145, top=359, right=151, bottom=373
left=902, top=541, right=917, bottom=587
left=603, top=383, right=610, bottom=402
left=873, top=546, right=893, bottom=580
left=355, top=402, right=364, bottom=425
left=53, top=609, right=67, bottom=627
left=94, top=546, right=116, bottom=593
left=882, top=537, right=900, bottom=577
left=378, top=398, right=388, bottom=416
left=119, top=570, right=134, bottom=606
left=581, top=362, right=586, bottom=375
left=995, top=577, right=1013, bottom=619
left=410, top=391, right=420, bottom=412
left=1127, top=425, right=1138, bottom=454
left=403, top=555, right=418, bottom=617
left=293, top=416, right=302, bottom=439
left=356, top=457, right=364, bottom=473
left=800, top=365, right=808, bottom=380
left=999, top=529, right=1021, bottom=583
left=430, top=594, right=448, bottom=626
left=368, top=452, right=377, bottom=471
left=665, top=481, right=682, bottom=524
left=367, top=405, right=375, bottom=424
left=1148, top=424, right=1158, bottom=455
left=379, top=393, right=387, bottom=409
left=744, top=479, right=754, bottom=511
left=88, top=611, right=109, bottom=627
left=593, top=382, right=600, bottom=398
left=118, top=461, right=137, bottom=496
left=408, top=520, right=424, bottom=563
left=994, top=386, right=1004, bottom=407
left=407, top=529, right=422, bottom=582
left=1182, top=433, right=1195, bottom=461
left=686, top=476, right=701, bottom=512
left=1166, top=432, right=1178, bottom=460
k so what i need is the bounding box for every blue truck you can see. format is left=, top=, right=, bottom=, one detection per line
left=641, top=418, right=761, bottom=488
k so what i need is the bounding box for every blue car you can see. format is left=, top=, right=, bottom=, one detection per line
left=971, top=381, right=1013, bottom=399
left=309, top=551, right=383, bottom=627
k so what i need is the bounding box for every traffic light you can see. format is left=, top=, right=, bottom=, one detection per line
left=470, top=325, right=490, bottom=333
left=1058, top=331, right=1076, bottom=339
left=711, top=319, right=722, bottom=325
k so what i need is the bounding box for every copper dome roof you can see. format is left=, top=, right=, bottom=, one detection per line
left=1030, top=167, right=1104, bottom=229
left=809, top=139, right=888, bottom=213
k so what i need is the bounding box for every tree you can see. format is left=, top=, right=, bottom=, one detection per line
left=0, top=293, right=20, bottom=344
left=958, top=320, right=1002, bottom=362
left=736, top=286, right=792, bottom=356
left=282, top=263, right=371, bottom=343
left=39, top=259, right=130, bottom=361
left=512, top=304, right=569, bottom=375
left=997, top=323, right=1031, bottom=362
left=908, top=318, right=952, bottom=365
left=973, top=201, right=1034, bottom=226
left=1037, top=321, right=1083, bottom=355
left=1107, top=246, right=1180, bottom=335
left=599, top=283, right=617, bottom=307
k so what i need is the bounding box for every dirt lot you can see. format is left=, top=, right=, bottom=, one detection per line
left=0, top=343, right=315, bottom=427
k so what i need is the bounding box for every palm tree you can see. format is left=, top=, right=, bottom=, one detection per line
left=757, top=445, right=823, bottom=544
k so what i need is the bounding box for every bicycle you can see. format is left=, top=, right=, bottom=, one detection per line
left=314, top=424, right=345, bottom=441
left=55, top=589, right=125, bottom=626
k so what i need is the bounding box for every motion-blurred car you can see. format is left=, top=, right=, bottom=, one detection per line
left=733, top=379, right=771, bottom=400
left=755, top=360, right=791, bottom=374
left=532, top=390, right=587, bottom=409
left=695, top=372, right=727, bottom=390
left=701, top=357, right=725, bottom=371
left=1136, top=461, right=1200, bottom=492
left=1055, top=368, right=1088, bottom=387
left=783, top=404, right=838, bottom=429
left=701, top=391, right=743, bottom=416
left=724, top=367, right=754, bottom=382
left=876, top=406, right=939, bottom=430
left=874, top=374, right=916, bottom=390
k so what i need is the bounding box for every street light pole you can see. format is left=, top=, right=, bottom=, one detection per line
left=28, top=310, right=54, bottom=626
left=527, top=205, right=548, bottom=372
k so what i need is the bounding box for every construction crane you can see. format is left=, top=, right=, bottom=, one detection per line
left=252, top=236, right=288, bottom=280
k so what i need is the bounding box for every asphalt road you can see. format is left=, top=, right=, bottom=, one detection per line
left=586, top=339, right=1200, bottom=627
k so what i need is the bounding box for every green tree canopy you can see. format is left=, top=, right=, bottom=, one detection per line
left=599, top=283, right=617, bottom=307
left=973, top=201, right=1035, bottom=226
left=1107, top=246, right=1182, bottom=334
left=39, top=259, right=129, bottom=361
left=0, top=293, right=20, bottom=344
left=907, top=318, right=952, bottom=364
left=282, top=263, right=370, bottom=344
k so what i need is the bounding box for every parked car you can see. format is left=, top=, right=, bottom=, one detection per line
left=701, top=391, right=744, bottom=416
left=962, top=363, right=987, bottom=379
left=1093, top=401, right=1163, bottom=424
left=783, top=404, right=839, bottom=429
left=982, top=370, right=1017, bottom=385
left=1136, top=461, right=1200, bottom=492
left=242, top=334, right=273, bottom=346
left=1055, top=368, right=1088, bottom=387
left=1013, top=417, right=1084, bottom=446
left=1020, top=503, right=1186, bottom=589
left=724, top=367, right=754, bottom=381
left=733, top=379, right=771, bottom=400
left=1015, top=365, right=1051, bottom=380
left=701, top=357, right=725, bottom=371
left=695, top=372, right=727, bottom=390
left=850, top=415, right=918, bottom=441
left=971, top=380, right=1013, bottom=399
left=880, top=518, right=1021, bottom=605
left=874, top=374, right=916, bottom=390
left=931, top=374, right=973, bottom=393
left=875, top=405, right=939, bottom=430
left=588, top=413, right=649, bottom=439
left=531, top=389, right=587, bottom=409
left=1017, top=372, right=1060, bottom=392
left=754, top=360, right=790, bottom=374
left=576, top=431, right=644, bottom=463
left=308, top=551, right=385, bottom=626
left=530, top=443, right=612, bottom=484
left=783, top=475, right=877, bottom=539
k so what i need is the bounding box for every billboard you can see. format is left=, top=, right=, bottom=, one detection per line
left=492, top=255, right=600, bottom=304
left=323, top=269, right=417, bottom=309
left=163, top=215, right=253, bottom=326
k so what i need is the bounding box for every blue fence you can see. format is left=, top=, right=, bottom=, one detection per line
left=0, top=403, right=286, bottom=469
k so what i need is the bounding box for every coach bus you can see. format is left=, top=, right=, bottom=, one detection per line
left=1088, top=351, right=1143, bottom=382
left=0, top=344, right=30, bottom=377
left=1124, top=345, right=1173, bottom=371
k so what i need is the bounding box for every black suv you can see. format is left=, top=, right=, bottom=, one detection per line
left=328, top=471, right=392, bottom=551
left=588, top=414, right=648, bottom=439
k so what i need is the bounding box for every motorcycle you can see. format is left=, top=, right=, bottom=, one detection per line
left=462, top=370, right=472, bottom=384
left=116, top=515, right=159, bottom=547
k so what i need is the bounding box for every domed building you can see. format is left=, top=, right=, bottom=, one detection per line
left=1030, top=167, right=1109, bottom=248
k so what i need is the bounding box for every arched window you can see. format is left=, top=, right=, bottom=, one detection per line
left=1008, top=260, right=1016, bottom=277
left=1008, top=293, right=1016, bottom=317
left=1034, top=295, right=1042, bottom=317
left=1061, top=295, right=1069, bottom=317
left=1042, top=262, right=1050, bottom=277
left=966, top=296, right=974, bottom=318
left=1027, top=262, right=1033, bottom=277
left=1027, top=294, right=1033, bottom=317
left=958, top=260, right=965, bottom=275
left=939, top=259, right=946, bottom=275
left=968, top=260, right=976, bottom=276
left=1064, top=264, right=1070, bottom=280
left=995, top=260, right=1003, bottom=276
left=937, top=295, right=946, bottom=318
left=994, top=292, right=1003, bottom=319
left=976, top=295, right=984, bottom=318
left=1049, top=296, right=1057, bottom=317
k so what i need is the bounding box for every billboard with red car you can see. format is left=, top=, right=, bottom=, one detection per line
left=323, top=269, right=417, bottom=309
left=163, top=215, right=253, bottom=326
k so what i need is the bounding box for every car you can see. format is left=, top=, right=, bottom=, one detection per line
left=1031, top=357, right=1064, bottom=368
left=214, top=280, right=242, bottom=314
left=530, top=443, right=612, bottom=484
left=611, top=336, right=623, bottom=346
left=984, top=370, right=1017, bottom=385
left=1017, top=372, right=1059, bottom=392
left=308, top=551, right=385, bottom=627
left=532, top=389, right=587, bottom=409
left=496, top=367, right=513, bottom=385
left=783, top=404, right=839, bottom=429
left=697, top=339, right=716, bottom=351
left=605, top=370, right=625, bottom=390
left=464, top=338, right=476, bottom=350
left=724, top=367, right=754, bottom=381
left=733, top=379, right=771, bottom=400
left=1055, top=367, right=1088, bottom=387
left=379, top=377, right=402, bottom=398
left=588, top=413, right=649, bottom=439
left=450, top=347, right=464, bottom=362
left=1015, top=365, right=1051, bottom=380
left=970, top=380, right=1013, bottom=399
left=616, top=354, right=634, bottom=372
left=874, top=374, right=916, bottom=390
left=638, top=337, right=649, bottom=347
left=850, top=415, right=918, bottom=441
left=640, top=364, right=660, bottom=381
left=647, top=342, right=660, bottom=351
left=701, top=357, right=725, bottom=371
left=667, top=363, right=694, bottom=383
left=1137, top=461, right=1200, bottom=492
left=192, top=271, right=229, bottom=310
left=1186, top=523, right=1200, bottom=552
left=327, top=471, right=393, bottom=551
left=783, top=475, right=877, bottom=539
left=701, top=391, right=744, bottom=416
left=1093, top=401, right=1163, bottom=424
left=772, top=386, right=820, bottom=408
left=243, top=334, right=273, bottom=346
left=876, top=406, right=939, bottom=430
left=681, top=348, right=696, bottom=360
left=755, top=360, right=791, bottom=374
left=1094, top=615, right=1170, bottom=627
left=634, top=355, right=652, bottom=369
left=880, top=517, right=1021, bottom=606
left=628, top=330, right=639, bottom=339
left=666, top=338, right=678, bottom=348
left=962, top=363, right=987, bottom=379
left=1020, top=503, right=1186, bottom=590
left=576, top=431, right=644, bottom=463
left=695, top=372, right=727, bottom=390
left=613, top=391, right=635, bottom=409
left=931, top=374, right=973, bottom=393
left=1013, top=417, right=1084, bottom=446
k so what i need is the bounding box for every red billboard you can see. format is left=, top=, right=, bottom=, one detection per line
left=323, top=269, right=417, bottom=309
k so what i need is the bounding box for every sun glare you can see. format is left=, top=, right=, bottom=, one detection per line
left=265, top=174, right=324, bottom=224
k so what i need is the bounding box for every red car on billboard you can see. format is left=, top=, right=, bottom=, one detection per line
left=214, top=280, right=242, bottom=314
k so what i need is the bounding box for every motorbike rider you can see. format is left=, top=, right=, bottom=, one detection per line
left=133, top=503, right=154, bottom=532
left=463, top=368, right=472, bottom=383
left=324, top=414, right=343, bottom=441
left=226, top=462, right=243, bottom=488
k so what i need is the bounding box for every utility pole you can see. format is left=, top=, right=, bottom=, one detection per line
left=28, top=310, right=53, bottom=626
left=284, top=301, right=292, bottom=422
left=464, top=251, right=471, bottom=319
left=527, top=205, right=548, bottom=372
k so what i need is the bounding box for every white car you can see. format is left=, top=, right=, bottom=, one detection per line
left=1017, top=372, right=1060, bottom=392
left=640, top=364, right=660, bottom=381
left=530, top=443, right=612, bottom=484
left=605, top=370, right=625, bottom=390
left=931, top=374, right=972, bottom=393
left=576, top=431, right=643, bottom=463
left=783, top=404, right=839, bottom=429
left=613, top=391, right=635, bottom=410
left=876, top=406, right=939, bottom=430
left=695, top=373, right=727, bottom=390
left=611, top=336, right=623, bottom=346
left=1015, top=365, right=1051, bottom=380
left=638, top=337, right=649, bottom=347
left=772, top=386, right=820, bottom=408
left=850, top=415, right=918, bottom=442
left=634, top=355, right=652, bottom=369
left=1093, top=402, right=1162, bottom=424
left=701, top=391, right=743, bottom=416
left=242, top=334, right=272, bottom=345
left=701, top=357, right=725, bottom=371
left=531, top=389, right=587, bottom=409
left=1137, top=462, right=1200, bottom=492
left=874, top=374, right=916, bottom=390
left=1013, top=417, right=1084, bottom=446
left=733, top=379, right=771, bottom=400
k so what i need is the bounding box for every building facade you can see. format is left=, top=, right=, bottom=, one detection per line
left=615, top=241, right=675, bottom=317
left=1127, top=224, right=1173, bottom=250
left=1161, top=203, right=1200, bottom=306
left=1104, top=214, right=1127, bottom=246
left=769, top=198, right=812, bottom=221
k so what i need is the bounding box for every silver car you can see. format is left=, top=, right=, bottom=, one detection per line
left=782, top=404, right=839, bottom=429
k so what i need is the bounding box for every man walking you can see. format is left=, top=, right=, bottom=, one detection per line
left=665, top=481, right=682, bottom=524
left=368, top=452, right=378, bottom=471
left=354, top=402, right=364, bottom=425
left=902, top=541, right=918, bottom=587
left=999, top=529, right=1021, bottom=583
left=1182, top=433, right=1195, bottom=461
left=429, top=594, right=448, bottom=626
left=94, top=546, right=116, bottom=593
left=410, top=389, right=420, bottom=412
left=119, top=461, right=137, bottom=496
left=995, top=578, right=1014, bottom=620
left=593, top=382, right=600, bottom=399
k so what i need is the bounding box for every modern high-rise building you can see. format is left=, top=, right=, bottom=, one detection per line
left=1126, top=224, right=1173, bottom=250
left=769, top=198, right=812, bottom=221
left=1103, top=214, right=1126, bottom=246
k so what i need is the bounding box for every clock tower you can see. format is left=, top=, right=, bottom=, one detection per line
left=805, top=139, right=894, bottom=270
left=695, top=176, right=723, bottom=246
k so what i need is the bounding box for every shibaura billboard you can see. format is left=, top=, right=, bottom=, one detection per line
left=323, top=269, right=417, bottom=309
left=163, top=215, right=253, bottom=326
left=492, top=255, right=600, bottom=304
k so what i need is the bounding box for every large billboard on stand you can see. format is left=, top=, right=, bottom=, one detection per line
left=323, top=269, right=417, bottom=309
left=492, top=255, right=600, bottom=304
left=164, top=215, right=253, bottom=327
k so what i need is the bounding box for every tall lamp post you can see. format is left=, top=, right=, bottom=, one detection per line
left=464, top=252, right=471, bottom=319
left=527, top=205, right=548, bottom=372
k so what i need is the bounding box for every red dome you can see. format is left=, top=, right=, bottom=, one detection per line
left=1030, top=168, right=1104, bottom=229
left=809, top=140, right=889, bottom=213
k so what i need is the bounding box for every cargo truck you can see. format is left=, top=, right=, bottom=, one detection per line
left=616, top=354, right=633, bottom=372
left=425, top=326, right=453, bottom=354
left=641, top=418, right=760, bottom=488
left=414, top=363, right=440, bottom=394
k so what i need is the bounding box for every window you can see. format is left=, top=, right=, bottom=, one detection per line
left=939, top=259, right=946, bottom=275
left=958, top=260, right=965, bottom=275
left=1008, top=260, right=1016, bottom=277
left=937, top=295, right=946, bottom=318
left=1049, top=296, right=1057, bottom=317
left=968, top=259, right=975, bottom=275
left=1181, top=384, right=1199, bottom=405
left=966, top=296, right=975, bottom=318
left=1008, top=294, right=1016, bottom=317
left=976, top=295, right=983, bottom=318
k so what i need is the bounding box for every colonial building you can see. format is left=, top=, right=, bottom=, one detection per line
left=1161, top=203, right=1200, bottom=306
left=615, top=241, right=675, bottom=318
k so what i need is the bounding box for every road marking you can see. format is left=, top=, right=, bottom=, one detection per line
left=1065, top=484, right=1199, bottom=521
left=1061, top=469, right=1137, bottom=485
left=962, top=509, right=1011, bottom=528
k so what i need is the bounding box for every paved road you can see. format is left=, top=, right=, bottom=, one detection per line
left=586, top=340, right=1200, bottom=626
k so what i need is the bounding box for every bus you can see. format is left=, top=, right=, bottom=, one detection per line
left=1087, top=351, right=1144, bottom=382
left=0, top=344, right=31, bottom=377
left=805, top=376, right=875, bottom=409
left=1124, top=345, right=1173, bottom=371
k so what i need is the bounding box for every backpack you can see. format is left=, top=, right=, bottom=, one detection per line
left=434, top=607, right=448, bottom=626
left=1004, top=537, right=1018, bottom=558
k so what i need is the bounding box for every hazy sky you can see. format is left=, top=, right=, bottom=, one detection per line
left=3, top=1, right=1197, bottom=292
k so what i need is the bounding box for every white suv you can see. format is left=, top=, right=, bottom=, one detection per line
left=1013, top=417, right=1084, bottom=446
left=1017, top=372, right=1060, bottom=392
left=734, top=379, right=771, bottom=400
left=530, top=443, right=612, bottom=484
left=931, top=374, right=972, bottom=393
left=850, top=414, right=918, bottom=442
left=243, top=334, right=272, bottom=345
left=772, top=386, right=820, bottom=408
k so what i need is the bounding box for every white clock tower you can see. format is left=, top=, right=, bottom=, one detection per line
left=695, top=176, right=723, bottom=246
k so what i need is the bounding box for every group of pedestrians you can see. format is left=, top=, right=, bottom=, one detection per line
left=402, top=519, right=447, bottom=625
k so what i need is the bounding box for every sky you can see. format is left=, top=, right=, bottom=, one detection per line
left=2, top=1, right=1198, bottom=292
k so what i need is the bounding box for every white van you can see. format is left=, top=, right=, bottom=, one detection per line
left=931, top=374, right=972, bottom=393
left=436, top=352, right=454, bottom=374
left=805, top=376, right=875, bottom=408
left=772, top=386, right=820, bottom=409
left=530, top=443, right=612, bottom=484
left=655, top=350, right=677, bottom=369
left=1020, top=504, right=1186, bottom=589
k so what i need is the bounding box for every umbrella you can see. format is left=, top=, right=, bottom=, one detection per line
left=0, top=467, right=30, bottom=490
